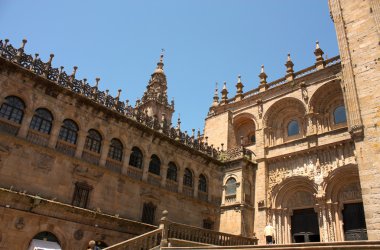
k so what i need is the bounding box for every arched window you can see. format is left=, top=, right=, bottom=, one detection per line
left=287, top=120, right=300, bottom=136
left=334, top=105, right=347, bottom=124
left=29, top=231, right=61, bottom=249
left=30, top=108, right=53, bottom=134
left=108, top=138, right=123, bottom=161
left=129, top=147, right=143, bottom=168
left=183, top=168, right=193, bottom=187
left=198, top=174, right=207, bottom=192
left=226, top=178, right=237, bottom=196
left=167, top=162, right=177, bottom=181
left=84, top=129, right=102, bottom=153
left=148, top=154, right=161, bottom=175
left=0, top=96, right=25, bottom=124
left=58, top=119, right=78, bottom=144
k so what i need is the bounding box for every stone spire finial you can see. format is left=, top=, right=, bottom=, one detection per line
left=285, top=53, right=295, bottom=81
left=154, top=49, right=165, bottom=74
left=95, top=78, right=100, bottom=88
left=177, top=113, right=181, bottom=130
left=14, top=39, right=28, bottom=63
left=43, top=54, right=55, bottom=77
left=212, top=82, right=219, bottom=107
left=314, top=40, right=325, bottom=69
left=220, top=82, right=229, bottom=105
left=235, top=75, right=244, bottom=101
left=259, top=65, right=268, bottom=92
left=117, top=89, right=122, bottom=99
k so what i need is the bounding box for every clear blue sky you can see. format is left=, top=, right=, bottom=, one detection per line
left=0, top=1, right=339, bottom=132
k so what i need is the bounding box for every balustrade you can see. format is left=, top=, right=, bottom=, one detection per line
left=105, top=158, right=122, bottom=174
left=81, top=149, right=100, bottom=165
left=183, top=186, right=194, bottom=197
left=167, top=221, right=257, bottom=246
left=127, top=167, right=143, bottom=181
left=26, top=129, right=49, bottom=147
left=55, top=140, right=76, bottom=157
left=225, top=194, right=237, bottom=204
left=198, top=191, right=208, bottom=202
left=0, top=118, right=20, bottom=136
left=103, top=228, right=162, bottom=250
left=147, top=173, right=162, bottom=187
left=165, top=179, right=178, bottom=193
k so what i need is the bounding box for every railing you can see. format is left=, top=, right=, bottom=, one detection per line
left=165, top=179, right=178, bottom=193
left=103, top=210, right=257, bottom=249
left=81, top=149, right=100, bottom=165
left=55, top=140, right=76, bottom=157
left=127, top=166, right=143, bottom=181
left=198, top=191, right=208, bottom=202
left=0, top=119, right=20, bottom=136
left=167, top=221, right=257, bottom=246
left=183, top=186, right=194, bottom=197
left=103, top=228, right=162, bottom=250
left=105, top=158, right=123, bottom=174
left=148, top=173, right=162, bottom=187
left=225, top=194, right=237, bottom=204
left=220, top=146, right=254, bottom=162
left=26, top=129, right=49, bottom=147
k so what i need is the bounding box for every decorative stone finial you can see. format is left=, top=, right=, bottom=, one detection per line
left=154, top=49, right=165, bottom=74
left=314, top=40, right=325, bottom=69
left=220, top=82, right=228, bottom=105
left=285, top=53, right=294, bottom=81
left=48, top=54, right=54, bottom=64
left=259, top=65, right=268, bottom=92
left=212, top=82, right=219, bottom=107
left=117, top=89, right=122, bottom=99
left=95, top=78, right=100, bottom=88
left=177, top=113, right=181, bottom=130
left=235, top=75, right=244, bottom=101
left=21, top=39, right=27, bottom=49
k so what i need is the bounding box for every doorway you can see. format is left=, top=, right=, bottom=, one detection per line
left=291, top=208, right=320, bottom=243
left=343, top=202, right=367, bottom=240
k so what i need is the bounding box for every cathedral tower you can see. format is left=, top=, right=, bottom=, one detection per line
left=138, top=53, right=175, bottom=124
left=329, top=0, right=380, bottom=240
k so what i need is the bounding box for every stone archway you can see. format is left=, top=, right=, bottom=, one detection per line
left=270, top=177, right=318, bottom=244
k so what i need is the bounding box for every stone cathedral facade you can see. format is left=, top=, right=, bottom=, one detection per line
left=0, top=0, right=379, bottom=249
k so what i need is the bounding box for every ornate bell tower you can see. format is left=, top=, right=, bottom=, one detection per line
left=138, top=52, right=175, bottom=124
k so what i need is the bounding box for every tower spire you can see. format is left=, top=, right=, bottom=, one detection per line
left=154, top=49, right=165, bottom=74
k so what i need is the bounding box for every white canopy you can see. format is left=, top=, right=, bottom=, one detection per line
left=28, top=239, right=61, bottom=250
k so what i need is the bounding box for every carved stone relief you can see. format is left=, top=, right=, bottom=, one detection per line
left=286, top=191, right=314, bottom=208
left=339, top=182, right=362, bottom=202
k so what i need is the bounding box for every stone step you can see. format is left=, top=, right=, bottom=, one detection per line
left=162, top=240, right=380, bottom=250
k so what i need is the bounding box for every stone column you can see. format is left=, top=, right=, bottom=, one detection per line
left=99, top=139, right=110, bottom=167
left=160, top=160, right=168, bottom=188
left=142, top=154, right=151, bottom=181
left=178, top=166, right=185, bottom=193
left=121, top=145, right=132, bottom=175
left=194, top=173, right=199, bottom=198
left=17, top=109, right=33, bottom=138
left=48, top=119, right=63, bottom=149
left=75, top=130, right=87, bottom=158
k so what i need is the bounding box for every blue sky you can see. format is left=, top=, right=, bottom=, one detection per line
left=0, top=1, right=339, bottom=132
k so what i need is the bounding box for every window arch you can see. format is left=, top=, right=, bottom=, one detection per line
left=58, top=119, right=78, bottom=144
left=334, top=105, right=347, bottom=124
left=0, top=96, right=25, bottom=124
left=148, top=154, right=161, bottom=175
left=84, top=129, right=102, bottom=153
left=129, top=147, right=143, bottom=168
left=167, top=162, right=177, bottom=181
left=108, top=138, right=123, bottom=161
left=183, top=168, right=193, bottom=187
left=29, top=231, right=61, bottom=249
left=226, top=178, right=237, bottom=196
left=30, top=108, right=53, bottom=134
left=198, top=174, right=207, bottom=192
left=287, top=120, right=300, bottom=136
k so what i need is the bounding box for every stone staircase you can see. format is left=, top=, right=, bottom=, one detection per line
left=102, top=211, right=380, bottom=250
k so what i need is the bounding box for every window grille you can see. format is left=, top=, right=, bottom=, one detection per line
left=108, top=138, right=123, bottom=161
left=29, top=108, right=53, bottom=134
left=0, top=96, right=25, bottom=124
left=72, top=182, right=92, bottom=208
left=58, top=119, right=78, bottom=144
left=183, top=168, right=193, bottom=187
left=129, top=147, right=143, bottom=168
left=198, top=174, right=207, bottom=192
left=167, top=162, right=177, bottom=181
left=148, top=154, right=161, bottom=175
left=84, top=129, right=102, bottom=153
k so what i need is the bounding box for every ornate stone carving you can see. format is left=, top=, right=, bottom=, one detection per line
left=339, top=182, right=362, bottom=202
left=287, top=191, right=314, bottom=208
left=74, top=229, right=84, bottom=240
left=15, top=217, right=25, bottom=230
